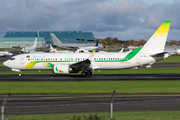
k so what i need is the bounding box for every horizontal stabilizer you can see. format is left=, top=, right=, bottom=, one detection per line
left=150, top=52, right=168, bottom=57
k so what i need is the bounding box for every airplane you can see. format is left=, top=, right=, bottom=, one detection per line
left=164, top=45, right=180, bottom=55
left=3, top=20, right=171, bottom=76
left=49, top=45, right=72, bottom=53
left=21, top=37, right=37, bottom=53
left=0, top=51, right=13, bottom=57
left=50, top=40, right=100, bottom=53
left=50, top=33, right=103, bottom=51
left=76, top=40, right=99, bottom=52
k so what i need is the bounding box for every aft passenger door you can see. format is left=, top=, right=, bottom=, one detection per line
left=136, top=55, right=141, bottom=64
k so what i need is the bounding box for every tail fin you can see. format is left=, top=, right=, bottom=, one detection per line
left=49, top=44, right=53, bottom=50
left=49, top=45, right=57, bottom=53
left=95, top=40, right=99, bottom=47
left=32, top=37, right=37, bottom=48
left=140, top=21, right=171, bottom=54
left=50, top=33, right=62, bottom=46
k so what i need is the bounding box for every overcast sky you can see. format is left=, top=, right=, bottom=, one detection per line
left=0, top=0, right=180, bottom=41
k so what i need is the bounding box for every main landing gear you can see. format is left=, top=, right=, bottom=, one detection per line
left=81, top=70, right=92, bottom=76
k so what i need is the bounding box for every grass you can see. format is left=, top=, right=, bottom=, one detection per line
left=5, top=111, right=180, bottom=120
left=156, top=56, right=180, bottom=63
left=0, top=62, right=4, bottom=67
left=1, top=81, right=180, bottom=94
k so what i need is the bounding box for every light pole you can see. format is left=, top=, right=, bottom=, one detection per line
left=1, top=94, right=10, bottom=120
left=110, top=91, right=116, bottom=119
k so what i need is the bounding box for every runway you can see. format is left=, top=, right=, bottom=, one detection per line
left=1, top=94, right=180, bottom=115
left=1, top=74, right=180, bottom=81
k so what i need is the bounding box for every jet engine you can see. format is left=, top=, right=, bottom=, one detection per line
left=53, top=64, right=72, bottom=74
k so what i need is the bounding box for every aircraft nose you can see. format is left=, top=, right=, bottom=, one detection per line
left=3, top=60, right=9, bottom=67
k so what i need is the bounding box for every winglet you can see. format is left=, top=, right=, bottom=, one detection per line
left=119, top=48, right=124, bottom=52
left=88, top=49, right=96, bottom=61
left=95, top=40, right=99, bottom=47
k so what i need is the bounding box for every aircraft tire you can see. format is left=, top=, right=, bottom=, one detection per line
left=81, top=71, right=86, bottom=76
left=19, top=73, right=22, bottom=77
left=86, top=71, right=92, bottom=76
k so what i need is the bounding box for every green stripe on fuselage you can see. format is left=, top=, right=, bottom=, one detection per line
left=25, top=47, right=143, bottom=68
left=95, top=47, right=142, bottom=62
left=122, top=47, right=142, bottom=60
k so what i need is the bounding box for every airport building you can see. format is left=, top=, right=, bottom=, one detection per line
left=0, top=30, right=95, bottom=48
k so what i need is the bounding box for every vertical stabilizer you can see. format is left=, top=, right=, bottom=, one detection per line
left=50, top=33, right=62, bottom=46
left=50, top=44, right=53, bottom=50
left=140, top=21, right=171, bottom=54
left=32, top=37, right=37, bottom=48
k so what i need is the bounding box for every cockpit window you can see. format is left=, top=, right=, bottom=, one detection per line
left=10, top=58, right=15, bottom=60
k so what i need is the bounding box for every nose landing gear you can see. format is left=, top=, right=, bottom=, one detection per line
left=12, top=69, right=22, bottom=77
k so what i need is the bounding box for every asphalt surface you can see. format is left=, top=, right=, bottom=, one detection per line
left=1, top=51, right=180, bottom=116
left=1, top=94, right=180, bottom=115
left=1, top=74, right=180, bottom=81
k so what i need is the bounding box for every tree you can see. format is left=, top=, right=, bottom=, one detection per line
left=128, top=39, right=136, bottom=46
left=170, top=40, right=178, bottom=45
left=104, top=37, right=114, bottom=45
left=138, top=39, right=146, bottom=46
left=112, top=37, right=119, bottom=43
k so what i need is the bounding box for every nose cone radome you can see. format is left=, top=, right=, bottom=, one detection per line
left=3, top=60, right=9, bottom=67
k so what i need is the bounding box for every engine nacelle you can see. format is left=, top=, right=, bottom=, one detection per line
left=53, top=64, right=72, bottom=74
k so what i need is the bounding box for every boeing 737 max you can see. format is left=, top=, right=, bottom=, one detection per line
left=3, top=21, right=171, bottom=76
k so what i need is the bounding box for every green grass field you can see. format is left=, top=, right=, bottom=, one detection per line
left=0, top=62, right=4, bottom=67
left=156, top=56, right=180, bottom=63
left=6, top=111, right=180, bottom=120
left=1, top=80, right=180, bottom=94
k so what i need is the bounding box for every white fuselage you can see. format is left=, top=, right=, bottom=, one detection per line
left=3, top=51, right=160, bottom=71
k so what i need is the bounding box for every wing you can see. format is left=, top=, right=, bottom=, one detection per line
left=70, top=59, right=91, bottom=71
left=69, top=49, right=100, bottom=71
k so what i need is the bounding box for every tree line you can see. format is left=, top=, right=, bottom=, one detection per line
left=96, top=37, right=180, bottom=47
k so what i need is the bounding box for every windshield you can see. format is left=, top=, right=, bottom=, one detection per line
left=10, top=58, right=15, bottom=60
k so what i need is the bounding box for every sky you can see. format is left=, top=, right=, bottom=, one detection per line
left=0, top=0, right=180, bottom=41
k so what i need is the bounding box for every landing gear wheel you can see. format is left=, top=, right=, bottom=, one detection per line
left=86, top=71, right=92, bottom=76
left=81, top=71, right=86, bottom=76
left=19, top=73, right=22, bottom=77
